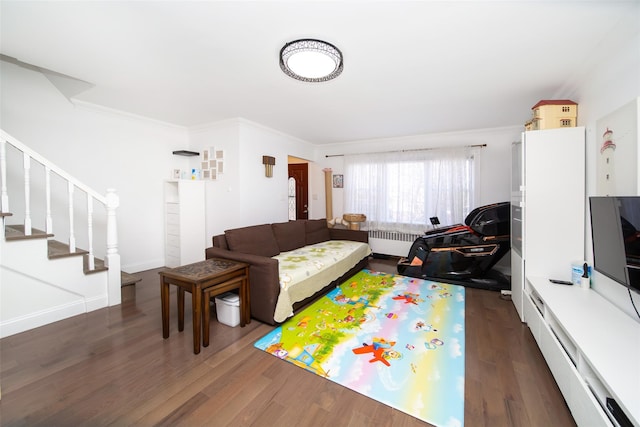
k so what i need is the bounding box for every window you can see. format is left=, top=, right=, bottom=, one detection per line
left=344, top=146, right=480, bottom=234
left=288, top=177, right=296, bottom=220
left=562, top=106, right=570, bottom=112
left=560, top=119, right=572, bottom=127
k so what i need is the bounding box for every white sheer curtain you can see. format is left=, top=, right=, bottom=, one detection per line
left=344, top=146, right=480, bottom=234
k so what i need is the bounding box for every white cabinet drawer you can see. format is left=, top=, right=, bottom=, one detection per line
left=539, top=321, right=573, bottom=399
left=165, top=255, right=180, bottom=268
left=166, top=223, right=180, bottom=236
left=166, top=203, right=180, bottom=214
left=524, top=293, right=541, bottom=344
left=166, top=213, right=180, bottom=225
left=569, top=374, right=611, bottom=427
left=165, top=245, right=180, bottom=258
left=166, top=234, right=180, bottom=248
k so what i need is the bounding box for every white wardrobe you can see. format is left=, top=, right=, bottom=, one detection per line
left=510, top=126, right=586, bottom=321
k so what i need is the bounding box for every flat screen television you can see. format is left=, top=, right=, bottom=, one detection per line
left=589, top=196, right=640, bottom=294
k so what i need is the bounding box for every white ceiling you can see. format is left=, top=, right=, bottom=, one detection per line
left=1, top=1, right=638, bottom=144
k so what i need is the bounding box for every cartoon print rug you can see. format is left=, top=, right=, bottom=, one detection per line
left=254, top=269, right=465, bottom=426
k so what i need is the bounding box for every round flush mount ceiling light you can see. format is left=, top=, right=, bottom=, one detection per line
left=280, top=39, right=343, bottom=82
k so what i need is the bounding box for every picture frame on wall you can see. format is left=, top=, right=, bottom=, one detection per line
left=333, top=174, right=344, bottom=188
left=595, top=97, right=639, bottom=196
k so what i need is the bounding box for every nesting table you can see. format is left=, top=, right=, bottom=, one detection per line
left=159, top=257, right=250, bottom=354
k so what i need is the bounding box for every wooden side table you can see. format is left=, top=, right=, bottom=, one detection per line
left=159, top=258, right=250, bottom=354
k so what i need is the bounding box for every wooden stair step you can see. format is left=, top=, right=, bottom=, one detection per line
left=121, top=271, right=142, bottom=287
left=4, top=222, right=140, bottom=288
left=1, top=211, right=13, bottom=218
left=48, top=240, right=89, bottom=259
left=83, top=255, right=108, bottom=275
left=5, top=224, right=53, bottom=241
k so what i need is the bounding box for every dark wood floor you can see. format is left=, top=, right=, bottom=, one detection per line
left=0, top=257, right=576, bottom=426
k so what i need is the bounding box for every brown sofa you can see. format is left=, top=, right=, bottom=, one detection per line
left=205, top=219, right=370, bottom=325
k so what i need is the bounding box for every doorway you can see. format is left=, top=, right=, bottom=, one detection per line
left=288, top=163, right=308, bottom=220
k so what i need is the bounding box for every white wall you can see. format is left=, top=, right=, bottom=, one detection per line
left=1, top=61, right=190, bottom=272
left=570, top=17, right=640, bottom=320
left=188, top=118, right=317, bottom=239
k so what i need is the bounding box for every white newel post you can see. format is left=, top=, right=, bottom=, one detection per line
left=1, top=140, right=8, bottom=213
left=23, top=153, right=32, bottom=235
left=105, top=188, right=121, bottom=306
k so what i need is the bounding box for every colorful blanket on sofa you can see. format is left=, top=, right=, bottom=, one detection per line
left=272, top=240, right=371, bottom=322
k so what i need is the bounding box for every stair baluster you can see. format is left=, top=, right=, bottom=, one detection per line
left=1, top=140, right=8, bottom=212
left=67, top=181, right=75, bottom=252
left=23, top=152, right=32, bottom=235
left=87, top=196, right=95, bottom=270
left=45, top=166, right=53, bottom=234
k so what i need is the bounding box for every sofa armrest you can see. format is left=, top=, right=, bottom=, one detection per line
left=205, top=246, right=280, bottom=325
left=329, top=228, right=369, bottom=243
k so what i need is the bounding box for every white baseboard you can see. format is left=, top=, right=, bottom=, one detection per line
left=122, top=258, right=164, bottom=273
left=0, top=300, right=87, bottom=339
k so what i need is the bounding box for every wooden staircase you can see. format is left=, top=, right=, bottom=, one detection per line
left=3, top=222, right=140, bottom=287
left=1, top=129, right=130, bottom=338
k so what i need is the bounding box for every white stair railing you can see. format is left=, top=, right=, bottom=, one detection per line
left=0, top=129, right=121, bottom=306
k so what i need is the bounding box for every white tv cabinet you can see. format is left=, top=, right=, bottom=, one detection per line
left=524, top=276, right=639, bottom=426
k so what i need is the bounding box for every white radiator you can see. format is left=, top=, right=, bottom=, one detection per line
left=367, top=230, right=421, bottom=257
left=368, top=230, right=421, bottom=242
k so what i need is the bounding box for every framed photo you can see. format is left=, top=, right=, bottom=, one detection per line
left=595, top=97, right=639, bottom=195
left=333, top=174, right=344, bottom=188
left=202, top=169, right=211, bottom=179
left=216, top=150, right=224, bottom=160
left=201, top=161, right=208, bottom=170
left=203, top=150, right=209, bottom=162
left=211, top=169, right=218, bottom=180
left=218, top=161, right=224, bottom=174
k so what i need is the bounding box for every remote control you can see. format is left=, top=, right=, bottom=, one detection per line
left=549, top=279, right=573, bottom=285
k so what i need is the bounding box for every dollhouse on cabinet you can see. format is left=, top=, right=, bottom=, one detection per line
left=524, top=99, right=578, bottom=131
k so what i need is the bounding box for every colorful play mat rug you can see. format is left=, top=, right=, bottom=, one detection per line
left=254, top=269, right=465, bottom=426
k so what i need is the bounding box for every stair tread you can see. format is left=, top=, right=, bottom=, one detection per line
left=1, top=211, right=13, bottom=217
left=48, top=240, right=89, bottom=259
left=121, top=271, right=142, bottom=287
left=5, top=224, right=138, bottom=288
left=5, top=224, right=53, bottom=240
left=84, top=256, right=108, bottom=274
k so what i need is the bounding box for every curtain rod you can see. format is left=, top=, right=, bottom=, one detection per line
left=325, top=143, right=487, bottom=158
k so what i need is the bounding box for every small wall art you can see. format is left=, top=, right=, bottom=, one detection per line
left=595, top=97, right=639, bottom=195
left=333, top=174, right=344, bottom=188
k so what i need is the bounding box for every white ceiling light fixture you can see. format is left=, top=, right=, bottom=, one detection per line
left=280, top=39, right=343, bottom=82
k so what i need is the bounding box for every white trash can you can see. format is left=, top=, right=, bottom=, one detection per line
left=215, top=292, right=240, bottom=327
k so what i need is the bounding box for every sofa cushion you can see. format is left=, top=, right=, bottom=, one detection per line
left=225, top=224, right=280, bottom=257
left=305, top=219, right=331, bottom=245
left=272, top=221, right=306, bottom=252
